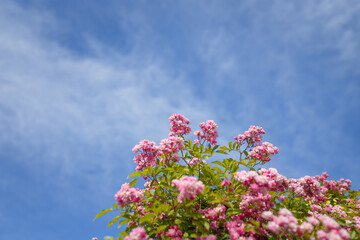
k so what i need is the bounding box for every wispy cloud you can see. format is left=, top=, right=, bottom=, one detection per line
left=0, top=0, right=211, bottom=208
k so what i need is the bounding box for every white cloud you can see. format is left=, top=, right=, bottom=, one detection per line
left=0, top=1, right=212, bottom=207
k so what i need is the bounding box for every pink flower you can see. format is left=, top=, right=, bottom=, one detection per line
left=319, top=215, right=340, bottom=229
left=248, top=142, right=279, bottom=162
left=267, top=221, right=280, bottom=234
left=132, top=140, right=162, bottom=171
left=169, top=114, right=191, bottom=135
left=125, top=227, right=148, bottom=240
left=196, top=235, right=217, bottom=240
left=306, top=216, right=320, bottom=226
left=316, top=230, right=328, bottom=240
left=261, top=211, right=273, bottom=220
left=186, top=157, right=206, bottom=166
left=339, top=229, right=350, bottom=239
left=210, top=220, right=219, bottom=230
left=172, top=176, right=204, bottom=203
left=92, top=238, right=98, bottom=240
left=166, top=225, right=183, bottom=238
left=115, top=183, right=143, bottom=207
left=160, top=136, right=185, bottom=154
left=221, top=179, right=232, bottom=187
left=234, top=126, right=265, bottom=146
left=300, top=222, right=314, bottom=232
left=195, top=120, right=219, bottom=145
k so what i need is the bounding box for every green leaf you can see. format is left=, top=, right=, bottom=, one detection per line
left=104, top=236, right=115, bottom=240
left=127, top=171, right=141, bottom=178
left=247, top=159, right=256, bottom=166
left=118, top=218, right=129, bottom=227
left=204, top=221, right=210, bottom=231
left=112, top=204, right=119, bottom=209
left=119, top=231, right=128, bottom=237
left=212, top=160, right=224, bottom=167
left=350, top=230, right=356, bottom=239
left=139, top=213, right=155, bottom=224
left=243, top=150, right=248, bottom=156
left=157, top=225, right=168, bottom=232
left=107, top=215, right=120, bottom=228
left=212, top=166, right=223, bottom=174
left=129, top=177, right=139, bottom=187
left=94, top=208, right=113, bottom=220
left=216, top=150, right=228, bottom=155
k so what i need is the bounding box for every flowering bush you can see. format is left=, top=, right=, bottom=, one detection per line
left=95, top=114, right=360, bottom=240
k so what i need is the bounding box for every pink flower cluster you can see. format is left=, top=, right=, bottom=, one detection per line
left=125, top=227, right=148, bottom=240
left=194, top=120, right=218, bottom=145
left=233, top=169, right=289, bottom=220
left=234, top=126, right=265, bottom=146
left=323, top=204, right=347, bottom=218
left=264, top=209, right=350, bottom=239
left=132, top=140, right=162, bottom=171
left=196, top=235, right=217, bottom=240
left=186, top=157, right=206, bottom=166
left=198, top=204, right=227, bottom=232
left=159, top=136, right=184, bottom=163
left=172, top=176, right=204, bottom=203
left=221, top=179, right=233, bottom=188
left=235, top=168, right=287, bottom=193
left=225, top=219, right=248, bottom=240
left=247, top=142, right=279, bottom=162
left=265, top=209, right=300, bottom=235
left=115, top=183, right=143, bottom=207
left=166, top=225, right=183, bottom=239
left=169, top=114, right=192, bottom=136
left=316, top=215, right=349, bottom=240
left=289, top=175, right=325, bottom=203
left=160, top=136, right=184, bottom=153
left=353, top=216, right=360, bottom=230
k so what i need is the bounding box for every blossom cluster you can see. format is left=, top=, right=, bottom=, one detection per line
left=115, top=183, right=143, bottom=207
left=124, top=227, right=149, bottom=240
left=159, top=136, right=184, bottom=163
left=234, top=125, right=265, bottom=146
left=159, top=136, right=184, bottom=153
left=195, top=235, right=217, bottom=240
left=186, top=157, right=206, bottom=166
left=132, top=140, right=162, bottom=171
left=194, top=120, right=218, bottom=145
left=172, top=176, right=205, bottom=203
left=288, top=175, right=324, bottom=203
left=169, top=113, right=192, bottom=136
left=264, top=209, right=350, bottom=240
left=166, top=225, right=183, bottom=239
left=247, top=141, right=279, bottom=162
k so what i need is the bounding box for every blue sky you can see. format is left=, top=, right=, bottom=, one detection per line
left=0, top=0, right=359, bottom=239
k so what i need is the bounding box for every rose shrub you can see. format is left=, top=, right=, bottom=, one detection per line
left=95, top=114, right=360, bottom=240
